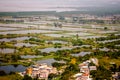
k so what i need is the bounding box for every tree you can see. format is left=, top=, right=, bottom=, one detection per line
left=104, top=27, right=108, bottom=30
left=48, top=73, right=57, bottom=80
left=110, top=64, right=117, bottom=74
left=23, top=75, right=32, bottom=80
left=70, top=58, right=76, bottom=65
left=0, top=70, right=6, bottom=76
left=90, top=66, right=112, bottom=80
left=11, top=54, right=21, bottom=62
left=60, top=70, right=73, bottom=80
left=52, top=62, right=65, bottom=68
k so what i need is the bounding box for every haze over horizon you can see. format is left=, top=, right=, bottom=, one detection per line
left=0, top=0, right=120, bottom=12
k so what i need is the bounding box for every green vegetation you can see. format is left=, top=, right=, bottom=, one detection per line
left=0, top=73, right=23, bottom=80
left=0, top=13, right=120, bottom=80
left=90, top=66, right=112, bottom=80
left=54, top=43, right=62, bottom=48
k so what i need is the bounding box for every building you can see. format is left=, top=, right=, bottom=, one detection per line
left=20, top=63, right=58, bottom=80
left=73, top=59, right=97, bottom=80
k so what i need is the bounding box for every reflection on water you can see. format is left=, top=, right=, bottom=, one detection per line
left=14, top=43, right=37, bottom=47
left=0, top=48, right=15, bottom=54
left=21, top=55, right=43, bottom=59
left=0, top=27, right=18, bottom=31
left=44, top=34, right=67, bottom=37
left=0, top=65, right=27, bottom=74
left=97, top=39, right=120, bottom=43
left=71, top=52, right=91, bottom=57
left=0, top=37, right=30, bottom=42
left=46, top=40, right=67, bottom=44
left=40, top=47, right=72, bottom=53
left=0, top=30, right=56, bottom=34
left=37, top=58, right=65, bottom=66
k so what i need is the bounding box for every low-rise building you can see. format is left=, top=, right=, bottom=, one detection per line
left=20, top=63, right=58, bottom=80
left=73, top=59, right=97, bottom=80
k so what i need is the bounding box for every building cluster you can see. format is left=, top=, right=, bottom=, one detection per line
left=19, top=63, right=57, bottom=80
left=73, top=58, right=97, bottom=80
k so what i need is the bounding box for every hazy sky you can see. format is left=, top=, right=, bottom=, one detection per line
left=0, top=0, right=120, bottom=12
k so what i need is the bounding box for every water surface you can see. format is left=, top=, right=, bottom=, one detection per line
left=14, top=43, right=37, bottom=47
left=37, top=58, right=65, bottom=66
left=0, top=37, right=30, bottom=42
left=0, top=65, right=27, bottom=74
left=40, top=47, right=72, bottom=53
left=0, top=30, right=56, bottom=34
left=71, top=52, right=91, bottom=57
left=0, top=48, right=15, bottom=53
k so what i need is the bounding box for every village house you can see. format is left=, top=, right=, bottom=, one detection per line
left=19, top=63, right=57, bottom=80
left=73, top=59, right=97, bottom=80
